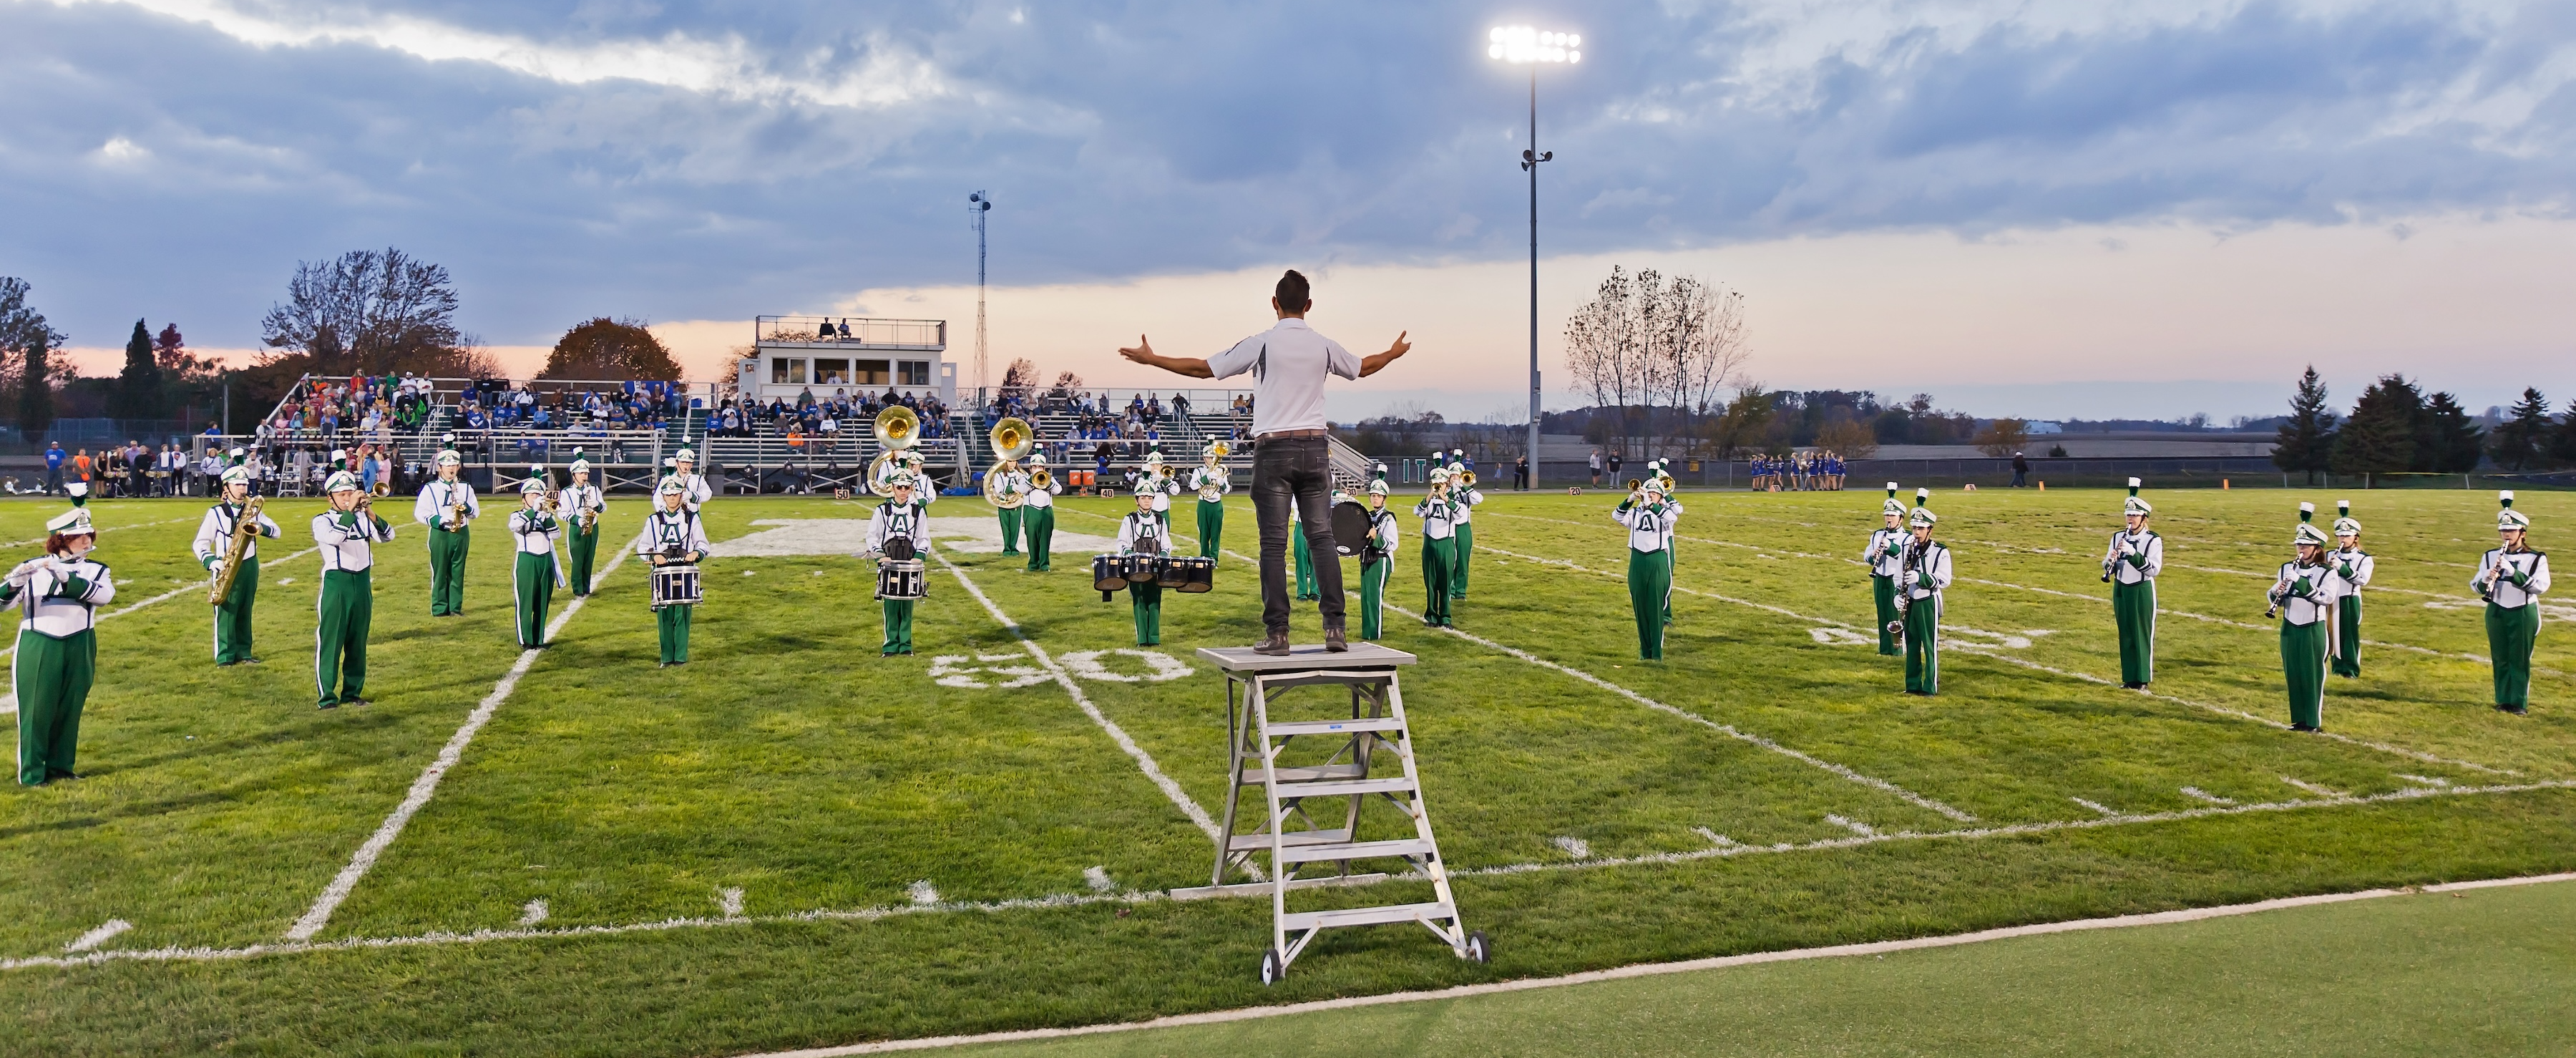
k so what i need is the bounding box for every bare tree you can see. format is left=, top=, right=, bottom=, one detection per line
left=1563, top=266, right=1658, bottom=459
left=1566, top=266, right=1752, bottom=461
left=1654, top=278, right=1749, bottom=455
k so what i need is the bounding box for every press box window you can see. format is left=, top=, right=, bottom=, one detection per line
left=814, top=359, right=851, bottom=385
left=770, top=358, right=807, bottom=384
left=898, top=360, right=930, bottom=386
left=857, top=359, right=891, bottom=385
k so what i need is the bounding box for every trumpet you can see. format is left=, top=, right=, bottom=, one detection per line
left=1458, top=469, right=1476, bottom=490
left=1030, top=467, right=1053, bottom=492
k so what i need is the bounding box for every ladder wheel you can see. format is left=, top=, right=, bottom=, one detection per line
left=1259, top=948, right=1284, bottom=985
left=1465, top=931, right=1491, bottom=964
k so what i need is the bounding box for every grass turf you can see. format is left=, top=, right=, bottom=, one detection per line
left=0, top=485, right=2569, bottom=1055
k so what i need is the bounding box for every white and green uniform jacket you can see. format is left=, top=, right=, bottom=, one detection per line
left=867, top=500, right=932, bottom=555
left=1450, top=485, right=1483, bottom=525
left=192, top=501, right=283, bottom=570
left=1186, top=465, right=1231, bottom=502
left=1115, top=510, right=1168, bottom=555
left=562, top=484, right=605, bottom=526
left=1022, top=474, right=1062, bottom=509
left=1362, top=506, right=1400, bottom=560
left=2326, top=546, right=2373, bottom=601
left=509, top=506, right=564, bottom=555
left=670, top=472, right=713, bottom=513
left=1898, top=540, right=1954, bottom=601
left=414, top=479, right=480, bottom=530
left=1415, top=495, right=1460, bottom=540
left=2104, top=529, right=2163, bottom=583
left=312, top=509, right=396, bottom=571
left=992, top=468, right=1030, bottom=505
left=2475, top=549, right=2552, bottom=607
left=3, top=556, right=114, bottom=636
left=1139, top=470, right=1179, bottom=513
left=1863, top=527, right=1906, bottom=577
left=636, top=509, right=710, bottom=561
left=2270, top=561, right=2335, bottom=625
left=1611, top=500, right=1677, bottom=551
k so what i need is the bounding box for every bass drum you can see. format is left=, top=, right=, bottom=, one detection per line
left=1328, top=500, right=1372, bottom=558
left=1093, top=554, right=1129, bottom=592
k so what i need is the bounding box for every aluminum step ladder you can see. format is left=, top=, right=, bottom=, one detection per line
left=1180, top=644, right=1486, bottom=983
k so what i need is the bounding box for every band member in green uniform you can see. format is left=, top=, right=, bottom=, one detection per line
left=9, top=488, right=112, bottom=785
left=992, top=459, right=1026, bottom=556
left=1114, top=485, right=1169, bottom=646
left=1357, top=480, right=1399, bottom=640
left=2326, top=500, right=2372, bottom=678
left=1862, top=482, right=1908, bottom=656
left=640, top=477, right=710, bottom=666
left=1894, top=499, right=1953, bottom=694
left=507, top=472, right=566, bottom=649
left=2102, top=477, right=2162, bottom=688
left=2268, top=504, right=2336, bottom=732
left=413, top=450, right=479, bottom=616
left=1415, top=470, right=1460, bottom=628
left=668, top=447, right=713, bottom=512
left=1612, top=477, right=1677, bottom=659
left=867, top=472, right=932, bottom=656
left=1187, top=441, right=1233, bottom=558
left=1444, top=450, right=1482, bottom=601
left=1021, top=455, right=1062, bottom=572
left=2476, top=491, right=2551, bottom=714
left=562, top=450, right=606, bottom=596
left=1140, top=448, right=1178, bottom=529
left=1291, top=502, right=1319, bottom=601
left=313, top=470, right=394, bottom=709
left=192, top=462, right=282, bottom=665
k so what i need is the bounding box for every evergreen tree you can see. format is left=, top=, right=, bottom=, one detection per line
left=2418, top=391, right=2483, bottom=472
left=2330, top=374, right=2420, bottom=481
left=2490, top=388, right=2552, bottom=470
left=110, top=318, right=167, bottom=420
left=2553, top=398, right=2576, bottom=468
left=2271, top=365, right=2338, bottom=484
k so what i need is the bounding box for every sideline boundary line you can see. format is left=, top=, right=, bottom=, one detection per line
left=280, top=533, right=643, bottom=941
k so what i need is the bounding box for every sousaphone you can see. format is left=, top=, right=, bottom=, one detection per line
left=984, top=416, right=1035, bottom=508
left=867, top=405, right=922, bottom=498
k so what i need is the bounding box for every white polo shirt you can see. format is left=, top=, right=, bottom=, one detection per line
left=1204, top=318, right=1360, bottom=437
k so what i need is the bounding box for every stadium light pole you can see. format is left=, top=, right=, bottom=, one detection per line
left=1489, top=26, right=1578, bottom=489
left=970, top=190, right=993, bottom=402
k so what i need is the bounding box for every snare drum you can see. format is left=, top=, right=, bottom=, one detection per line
left=649, top=566, right=703, bottom=610
left=876, top=558, right=927, bottom=601
left=1165, top=555, right=1216, bottom=593
left=1093, top=554, right=1128, bottom=592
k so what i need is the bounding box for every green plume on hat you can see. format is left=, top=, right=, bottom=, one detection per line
left=1915, top=487, right=1931, bottom=508
left=2127, top=477, right=2141, bottom=498
left=2338, top=500, right=2350, bottom=517
left=2299, top=503, right=2313, bottom=523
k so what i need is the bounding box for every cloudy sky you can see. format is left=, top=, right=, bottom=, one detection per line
left=5, top=0, right=2574, bottom=422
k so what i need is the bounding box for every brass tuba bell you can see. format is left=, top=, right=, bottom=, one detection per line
left=985, top=416, right=1035, bottom=508
left=869, top=405, right=923, bottom=498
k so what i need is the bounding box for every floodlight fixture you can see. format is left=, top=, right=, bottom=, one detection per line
left=1487, top=25, right=1579, bottom=64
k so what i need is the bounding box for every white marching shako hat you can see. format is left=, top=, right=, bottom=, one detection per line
left=673, top=447, right=697, bottom=462
left=1428, top=467, right=1451, bottom=484
left=520, top=470, right=549, bottom=495
left=1908, top=487, right=1936, bottom=528
left=2294, top=503, right=2329, bottom=545
left=220, top=465, right=251, bottom=485
left=657, top=475, right=686, bottom=495
left=1642, top=477, right=1667, bottom=495
left=324, top=470, right=361, bottom=494
left=46, top=503, right=94, bottom=536
left=2123, top=477, right=2152, bottom=516
left=1367, top=480, right=1390, bottom=497
left=1883, top=482, right=1907, bottom=517
left=1028, top=453, right=1046, bottom=467
left=2332, top=499, right=2358, bottom=537
left=436, top=450, right=461, bottom=467
left=570, top=448, right=590, bottom=475
left=2499, top=490, right=2530, bottom=530
left=1132, top=479, right=1160, bottom=496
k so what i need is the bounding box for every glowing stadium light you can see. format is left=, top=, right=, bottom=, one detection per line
left=1487, top=25, right=1580, bottom=63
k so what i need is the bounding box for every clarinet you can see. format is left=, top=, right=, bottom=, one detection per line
left=2482, top=548, right=2516, bottom=602
left=2264, top=564, right=2297, bottom=619
left=1888, top=537, right=1922, bottom=637
left=2102, top=530, right=2124, bottom=583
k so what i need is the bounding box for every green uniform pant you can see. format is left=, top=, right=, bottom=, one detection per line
left=882, top=599, right=915, bottom=654
left=15, top=628, right=95, bottom=785
left=567, top=525, right=598, bottom=596
left=1871, top=574, right=1899, bottom=656
left=513, top=551, right=557, bottom=648
left=656, top=603, right=693, bottom=664
left=2332, top=596, right=2363, bottom=678
left=1419, top=537, right=1455, bottom=627
left=315, top=568, right=373, bottom=707
left=1360, top=557, right=1390, bottom=640
left=1127, top=581, right=1162, bottom=646
left=1903, top=594, right=1941, bottom=694
left=2113, top=580, right=2157, bottom=684
left=998, top=507, right=1023, bottom=555
left=1450, top=522, right=1473, bottom=599
left=213, top=554, right=259, bottom=664
left=429, top=527, right=470, bottom=615
left=2487, top=602, right=2540, bottom=708
left=1196, top=500, right=1226, bottom=559
left=1628, top=547, right=1671, bottom=660
left=1023, top=507, right=1055, bottom=571
left=1293, top=528, right=1319, bottom=600
left=2280, top=618, right=2328, bottom=728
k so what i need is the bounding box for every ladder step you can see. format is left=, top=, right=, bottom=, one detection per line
left=1276, top=776, right=1417, bottom=799
left=1226, top=828, right=1351, bottom=853
left=1241, top=763, right=1364, bottom=785
left=1273, top=838, right=1435, bottom=865
left=1280, top=901, right=1457, bottom=933
left=1265, top=717, right=1407, bottom=737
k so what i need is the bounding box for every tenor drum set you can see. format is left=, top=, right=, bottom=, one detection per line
left=1092, top=553, right=1216, bottom=595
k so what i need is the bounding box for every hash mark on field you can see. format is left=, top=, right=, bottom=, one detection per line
left=2180, top=786, right=2235, bottom=805
left=2069, top=797, right=2120, bottom=817
left=1552, top=836, right=1591, bottom=859
left=518, top=901, right=548, bottom=926
left=2279, top=777, right=2348, bottom=799
left=2396, top=774, right=2451, bottom=788
left=908, top=880, right=940, bottom=906
left=1692, top=828, right=1737, bottom=848
left=718, top=888, right=746, bottom=918
left=1825, top=815, right=1876, bottom=837
left=62, top=919, right=131, bottom=953
left=1084, top=867, right=1116, bottom=893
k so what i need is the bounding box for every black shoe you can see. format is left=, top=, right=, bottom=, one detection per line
left=2289, top=723, right=2320, bottom=732
left=318, top=700, right=340, bottom=710
left=1324, top=626, right=1347, bottom=653
left=660, top=661, right=673, bottom=668
left=343, top=697, right=372, bottom=708
left=2499, top=704, right=2529, bottom=715
left=1253, top=630, right=1292, bottom=656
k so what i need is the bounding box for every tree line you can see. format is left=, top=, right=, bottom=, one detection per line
left=2271, top=366, right=2571, bottom=481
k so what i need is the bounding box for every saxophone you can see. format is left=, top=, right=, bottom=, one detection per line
left=207, top=495, right=264, bottom=605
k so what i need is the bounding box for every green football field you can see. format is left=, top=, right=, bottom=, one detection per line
left=0, top=485, right=2569, bottom=1056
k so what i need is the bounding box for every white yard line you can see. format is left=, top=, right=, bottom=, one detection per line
left=0, top=545, right=325, bottom=713
left=62, top=918, right=132, bottom=953
left=10, top=780, right=2571, bottom=979
left=930, top=548, right=1223, bottom=843
left=280, top=534, right=643, bottom=941
left=0, top=515, right=199, bottom=550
